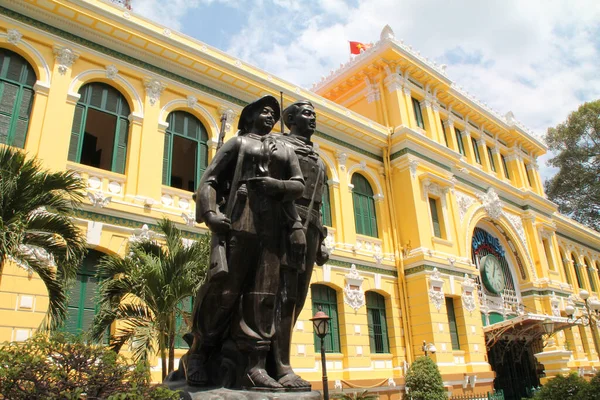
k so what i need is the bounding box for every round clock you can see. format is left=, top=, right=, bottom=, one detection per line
left=481, top=254, right=506, bottom=295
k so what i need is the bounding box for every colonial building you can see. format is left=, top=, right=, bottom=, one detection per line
left=1, top=1, right=599, bottom=399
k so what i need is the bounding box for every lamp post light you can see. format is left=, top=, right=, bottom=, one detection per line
left=422, top=340, right=437, bottom=357
left=565, top=289, right=600, bottom=359
left=311, top=309, right=331, bottom=400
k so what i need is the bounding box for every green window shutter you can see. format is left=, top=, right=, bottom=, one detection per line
left=487, top=147, right=496, bottom=171
left=312, top=285, right=340, bottom=353
left=367, top=307, right=376, bottom=352
left=455, top=129, right=465, bottom=156
left=367, top=196, right=378, bottom=238
left=68, top=104, right=86, bottom=162
left=471, top=137, right=481, bottom=164
left=501, top=154, right=511, bottom=180
left=64, top=275, right=84, bottom=335
left=198, top=142, right=208, bottom=182
left=175, top=297, right=193, bottom=349
left=440, top=119, right=448, bottom=147
left=429, top=197, right=442, bottom=238
left=0, top=50, right=36, bottom=148
left=411, top=97, right=424, bottom=129
left=113, top=117, right=129, bottom=174
left=321, top=179, right=332, bottom=227
left=446, top=297, right=460, bottom=350
left=351, top=174, right=378, bottom=238
left=561, top=254, right=572, bottom=285
left=366, top=292, right=389, bottom=354
left=586, top=264, right=596, bottom=292
left=572, top=256, right=584, bottom=288
left=162, top=132, right=171, bottom=186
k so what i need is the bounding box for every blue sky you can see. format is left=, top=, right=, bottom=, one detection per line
left=131, top=0, right=600, bottom=181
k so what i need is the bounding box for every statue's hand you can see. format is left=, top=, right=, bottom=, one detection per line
left=247, top=176, right=284, bottom=196
left=316, top=242, right=330, bottom=266
left=204, top=211, right=231, bottom=234
left=290, top=229, right=306, bottom=264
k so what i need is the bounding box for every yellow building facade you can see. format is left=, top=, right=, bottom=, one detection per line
left=1, top=1, right=600, bottom=399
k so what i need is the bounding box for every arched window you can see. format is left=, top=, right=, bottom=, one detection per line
left=0, top=48, right=36, bottom=148
left=560, top=250, right=572, bottom=285
left=63, top=249, right=105, bottom=336
left=311, top=284, right=340, bottom=353
left=68, top=82, right=131, bottom=174
left=366, top=291, right=389, bottom=354
left=351, top=173, right=378, bottom=238
left=572, top=253, right=584, bottom=289
left=584, top=258, right=596, bottom=292
left=163, top=111, right=208, bottom=191
left=321, top=172, right=332, bottom=227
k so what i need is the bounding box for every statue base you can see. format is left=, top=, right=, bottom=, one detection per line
left=167, top=383, right=321, bottom=400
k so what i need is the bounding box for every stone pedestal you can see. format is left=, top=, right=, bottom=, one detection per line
left=171, top=386, right=321, bottom=400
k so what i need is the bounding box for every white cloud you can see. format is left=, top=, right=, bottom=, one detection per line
left=133, top=0, right=600, bottom=182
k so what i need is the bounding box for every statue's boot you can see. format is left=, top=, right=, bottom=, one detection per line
left=184, top=347, right=213, bottom=386
left=244, top=351, right=284, bottom=391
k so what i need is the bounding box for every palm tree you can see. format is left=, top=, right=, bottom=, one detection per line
left=0, top=146, right=87, bottom=329
left=90, top=217, right=210, bottom=380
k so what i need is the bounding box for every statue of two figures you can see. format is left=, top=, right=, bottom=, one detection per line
left=167, top=95, right=329, bottom=393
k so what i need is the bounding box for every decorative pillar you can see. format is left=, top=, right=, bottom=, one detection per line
left=36, top=46, right=79, bottom=170
left=383, top=65, right=410, bottom=128
left=134, top=78, right=166, bottom=200
left=491, top=145, right=503, bottom=179
left=432, top=103, right=446, bottom=146
left=443, top=118, right=459, bottom=153
left=526, top=161, right=543, bottom=194
left=420, top=92, right=438, bottom=141
left=403, top=85, right=417, bottom=129
left=505, top=149, right=527, bottom=188
left=462, top=127, right=476, bottom=164
left=477, top=137, right=492, bottom=172
left=123, top=113, right=144, bottom=197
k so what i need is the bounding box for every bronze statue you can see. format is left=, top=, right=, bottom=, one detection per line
left=184, top=95, right=307, bottom=391
left=268, top=100, right=330, bottom=389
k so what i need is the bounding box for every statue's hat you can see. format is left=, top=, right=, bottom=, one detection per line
left=238, top=95, right=280, bottom=130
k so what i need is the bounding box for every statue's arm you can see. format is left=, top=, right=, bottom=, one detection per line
left=281, top=146, right=305, bottom=202
left=195, top=138, right=239, bottom=224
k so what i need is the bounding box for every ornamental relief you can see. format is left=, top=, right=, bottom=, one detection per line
left=343, top=264, right=365, bottom=311
left=455, top=190, right=477, bottom=223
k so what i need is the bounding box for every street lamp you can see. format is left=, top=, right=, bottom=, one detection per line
left=565, top=289, right=600, bottom=359
left=311, top=308, right=331, bottom=400
left=542, top=318, right=555, bottom=336
left=422, top=340, right=437, bottom=357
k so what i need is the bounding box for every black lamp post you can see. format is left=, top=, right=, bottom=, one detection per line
left=311, top=309, right=331, bottom=400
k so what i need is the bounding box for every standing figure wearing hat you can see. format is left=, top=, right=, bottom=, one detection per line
left=268, top=100, right=330, bottom=389
left=186, top=95, right=306, bottom=389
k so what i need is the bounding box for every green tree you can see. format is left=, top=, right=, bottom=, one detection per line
left=90, top=217, right=210, bottom=380
left=404, top=356, right=446, bottom=400
left=0, top=332, right=179, bottom=400
left=580, top=370, right=600, bottom=400
left=544, top=100, right=600, bottom=231
left=533, top=372, right=589, bottom=400
left=0, top=146, right=86, bottom=329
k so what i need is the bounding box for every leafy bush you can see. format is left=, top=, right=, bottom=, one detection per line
left=581, top=371, right=600, bottom=400
left=332, top=390, right=379, bottom=399
left=533, top=372, right=589, bottom=400
left=405, top=356, right=446, bottom=400
left=0, top=332, right=180, bottom=400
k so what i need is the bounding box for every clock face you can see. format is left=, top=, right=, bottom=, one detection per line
left=482, top=255, right=506, bottom=295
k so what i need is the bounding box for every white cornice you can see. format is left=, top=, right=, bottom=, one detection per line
left=3, top=0, right=389, bottom=144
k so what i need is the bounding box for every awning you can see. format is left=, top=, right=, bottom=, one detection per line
left=484, top=313, right=578, bottom=348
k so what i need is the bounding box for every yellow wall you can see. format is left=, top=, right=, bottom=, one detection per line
left=2, top=0, right=600, bottom=396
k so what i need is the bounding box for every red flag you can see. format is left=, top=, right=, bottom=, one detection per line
left=349, top=41, right=371, bottom=55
